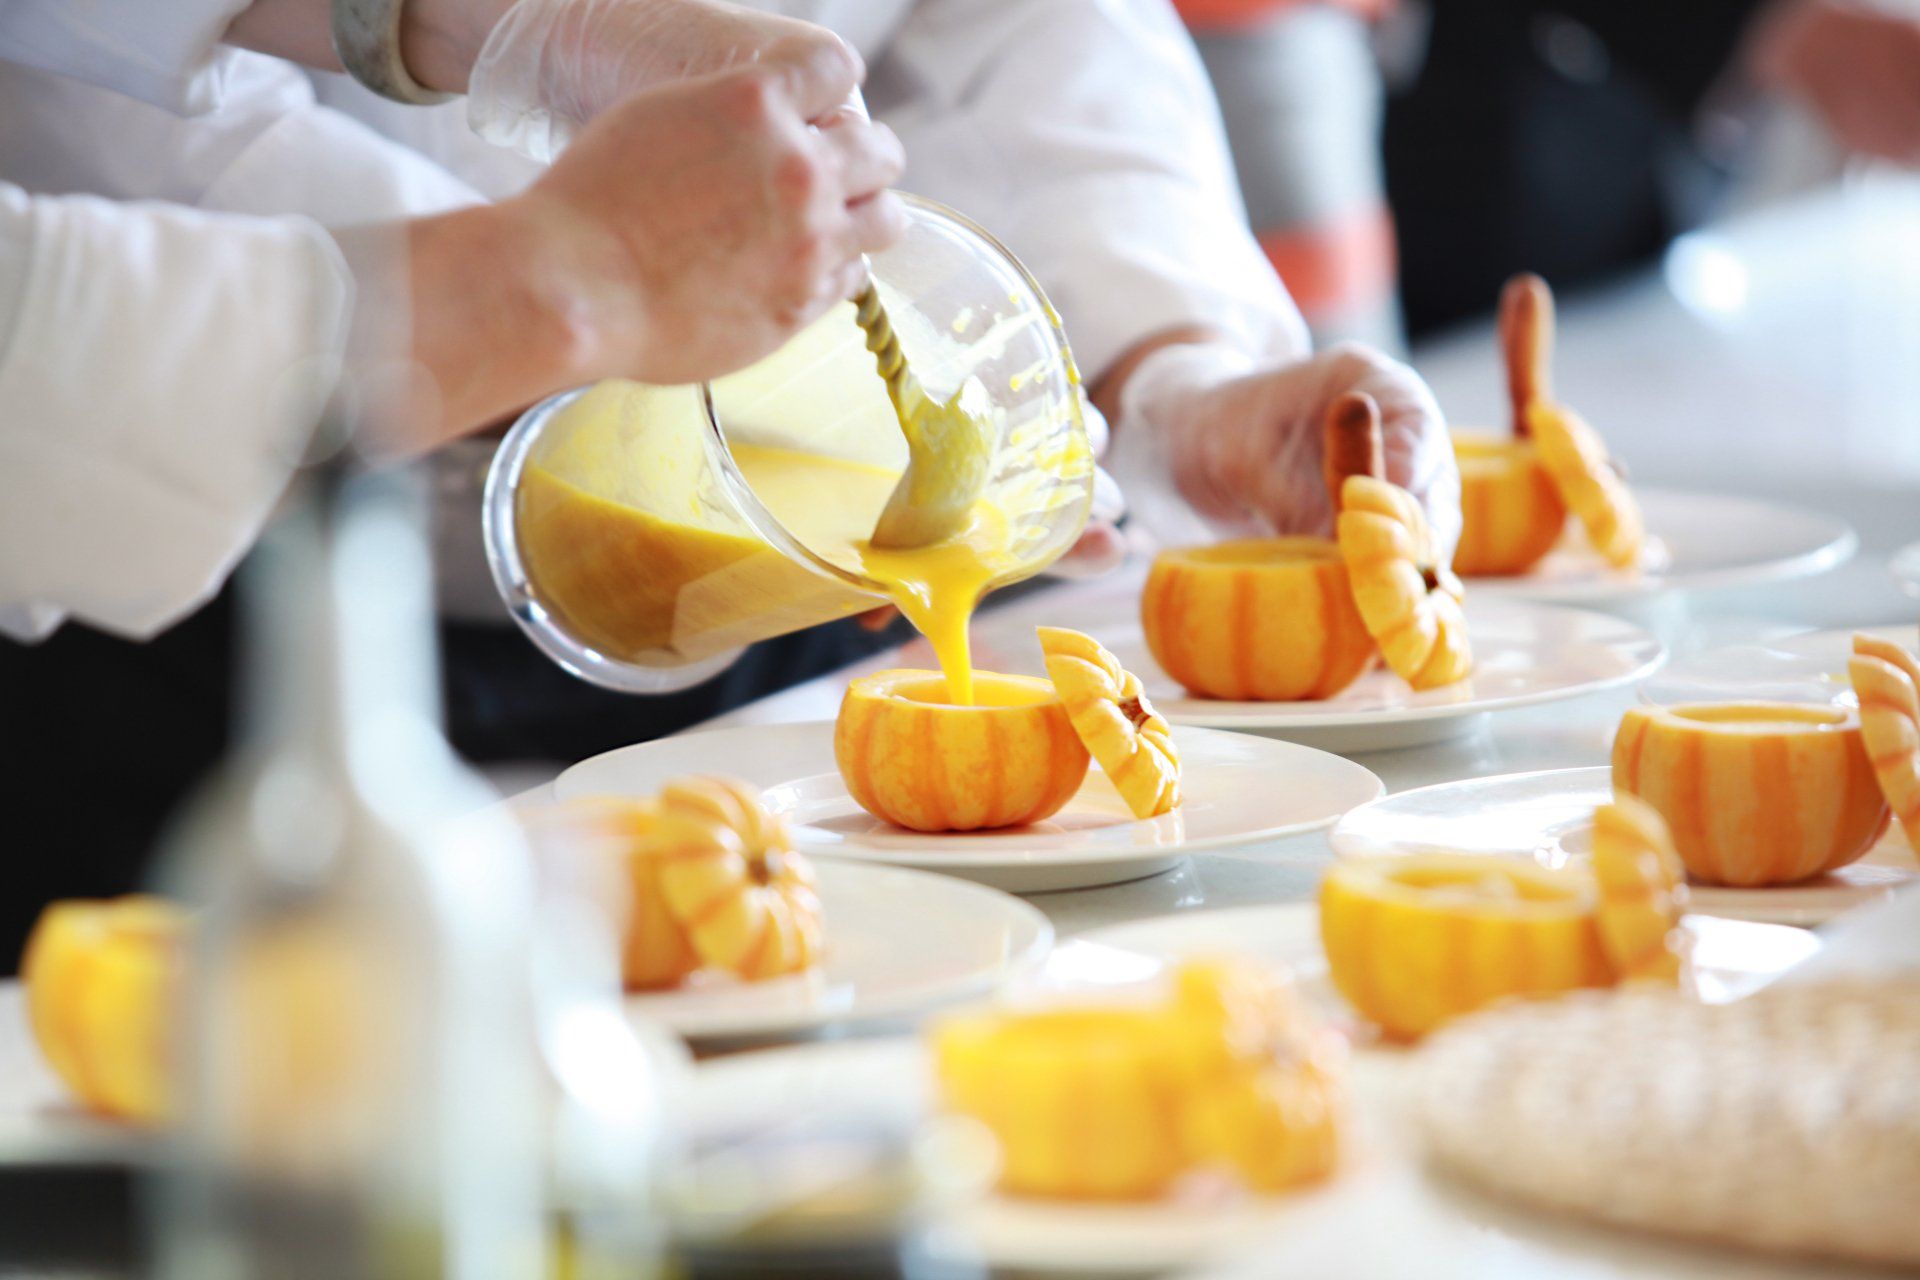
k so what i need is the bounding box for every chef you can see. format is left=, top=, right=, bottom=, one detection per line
left=0, top=0, right=904, bottom=642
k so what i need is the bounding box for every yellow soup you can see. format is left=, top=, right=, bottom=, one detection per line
left=518, top=441, right=1023, bottom=704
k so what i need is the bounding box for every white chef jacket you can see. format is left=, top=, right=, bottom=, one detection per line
left=1, top=0, right=1307, bottom=641
left=335, top=0, right=1310, bottom=385
left=0, top=0, right=484, bottom=643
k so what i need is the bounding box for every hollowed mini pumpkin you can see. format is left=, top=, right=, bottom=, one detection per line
left=835, top=669, right=1089, bottom=831
left=932, top=957, right=1342, bottom=1201
left=1849, top=631, right=1920, bottom=851
left=1333, top=394, right=1474, bottom=690
left=23, top=896, right=186, bottom=1125
left=1140, top=538, right=1375, bottom=702
left=1613, top=702, right=1888, bottom=887
left=1036, top=626, right=1181, bottom=819
left=1319, top=854, right=1611, bottom=1041
left=1452, top=273, right=1568, bottom=578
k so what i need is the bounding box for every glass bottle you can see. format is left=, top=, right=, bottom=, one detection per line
left=154, top=463, right=544, bottom=1280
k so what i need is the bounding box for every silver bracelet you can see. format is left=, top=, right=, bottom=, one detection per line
left=331, top=0, right=456, bottom=105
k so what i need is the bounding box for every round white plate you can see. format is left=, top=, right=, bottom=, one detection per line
left=1330, top=766, right=1915, bottom=926
left=1469, top=488, right=1855, bottom=603
left=626, top=859, right=1049, bottom=1043
left=559, top=723, right=1382, bottom=893
left=681, top=905, right=1823, bottom=1277
left=1065, top=599, right=1664, bottom=754
left=1644, top=623, right=1916, bottom=707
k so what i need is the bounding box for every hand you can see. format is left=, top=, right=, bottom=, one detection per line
left=1748, top=0, right=1920, bottom=165
left=513, top=60, right=907, bottom=387
left=1110, top=341, right=1461, bottom=556
left=383, top=59, right=904, bottom=451
left=469, top=0, right=859, bottom=160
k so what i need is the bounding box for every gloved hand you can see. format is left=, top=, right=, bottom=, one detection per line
left=469, top=0, right=859, bottom=160
left=1108, top=341, right=1461, bottom=557
left=511, top=58, right=906, bottom=386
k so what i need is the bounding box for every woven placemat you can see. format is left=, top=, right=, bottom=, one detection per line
left=1417, top=979, right=1920, bottom=1268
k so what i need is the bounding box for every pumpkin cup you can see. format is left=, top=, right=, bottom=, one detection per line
left=1142, top=539, right=1375, bottom=702
left=835, top=669, right=1090, bottom=832
left=932, top=957, right=1341, bottom=1201
left=1319, top=854, right=1611, bottom=1041
left=1139, top=391, right=1475, bottom=703
left=1452, top=431, right=1565, bottom=577
left=1454, top=272, right=1643, bottom=575
left=1452, top=275, right=1567, bottom=578
left=1613, top=702, right=1889, bottom=887
left=23, top=896, right=186, bottom=1125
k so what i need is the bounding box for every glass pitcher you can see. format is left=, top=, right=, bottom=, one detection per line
left=483, top=194, right=1094, bottom=693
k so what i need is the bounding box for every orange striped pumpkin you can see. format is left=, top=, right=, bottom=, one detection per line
left=1141, top=539, right=1376, bottom=702
left=1452, top=431, right=1566, bottom=577
left=1589, top=796, right=1687, bottom=983
left=1849, top=632, right=1920, bottom=851
left=1319, top=854, right=1611, bottom=1040
left=23, top=896, right=185, bottom=1125
left=933, top=957, right=1342, bottom=1201
left=835, top=669, right=1089, bottom=831
left=1612, top=702, right=1888, bottom=887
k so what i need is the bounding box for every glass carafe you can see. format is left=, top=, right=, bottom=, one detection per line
left=483, top=195, right=1094, bottom=693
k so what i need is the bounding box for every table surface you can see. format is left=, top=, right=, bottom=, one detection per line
left=8, top=178, right=1920, bottom=1279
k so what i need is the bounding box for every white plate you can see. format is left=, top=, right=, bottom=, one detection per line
left=559, top=723, right=1383, bottom=893
left=1330, top=766, right=1915, bottom=926
left=627, top=859, right=1049, bottom=1043
left=682, top=905, right=1823, bottom=1277
left=1070, top=598, right=1664, bottom=754
left=1470, top=488, right=1855, bottom=603
left=1645, top=623, right=1916, bottom=707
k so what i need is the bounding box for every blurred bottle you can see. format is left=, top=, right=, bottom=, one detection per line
left=153, top=461, right=545, bottom=1280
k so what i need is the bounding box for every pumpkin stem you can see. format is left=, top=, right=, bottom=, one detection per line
left=1322, top=392, right=1384, bottom=506
left=1117, top=694, right=1150, bottom=731
left=1420, top=565, right=1443, bottom=594
left=1500, top=272, right=1554, bottom=439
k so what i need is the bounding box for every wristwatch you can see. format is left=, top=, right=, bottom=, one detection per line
left=331, top=0, right=456, bottom=105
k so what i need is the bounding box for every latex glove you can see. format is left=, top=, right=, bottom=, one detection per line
left=469, top=0, right=859, bottom=160
left=514, top=61, right=907, bottom=385
left=1110, top=341, right=1460, bottom=556
left=1747, top=0, right=1920, bottom=165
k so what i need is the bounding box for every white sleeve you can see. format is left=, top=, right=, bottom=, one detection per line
left=0, top=186, right=353, bottom=642
left=0, top=0, right=251, bottom=114
left=866, top=0, right=1308, bottom=382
